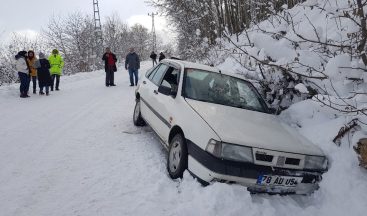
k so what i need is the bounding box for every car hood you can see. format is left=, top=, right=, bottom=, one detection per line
left=186, top=99, right=324, bottom=156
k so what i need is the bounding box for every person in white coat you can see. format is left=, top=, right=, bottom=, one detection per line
left=15, top=51, right=30, bottom=98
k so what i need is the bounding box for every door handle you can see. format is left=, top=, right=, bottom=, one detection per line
left=143, top=81, right=146, bottom=84
left=153, top=90, right=158, bottom=95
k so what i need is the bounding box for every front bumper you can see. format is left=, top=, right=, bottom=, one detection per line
left=187, top=140, right=325, bottom=194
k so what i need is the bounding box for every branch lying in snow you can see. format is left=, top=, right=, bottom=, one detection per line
left=289, top=13, right=353, bottom=49
left=339, top=66, right=367, bottom=72
left=313, top=96, right=367, bottom=116
left=333, top=118, right=359, bottom=146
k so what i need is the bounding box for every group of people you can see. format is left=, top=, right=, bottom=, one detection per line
left=15, top=49, right=64, bottom=98
left=149, top=51, right=166, bottom=66
left=16, top=47, right=166, bottom=98
left=102, top=47, right=142, bottom=87
left=101, top=48, right=168, bottom=87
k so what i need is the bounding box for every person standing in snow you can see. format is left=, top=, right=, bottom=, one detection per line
left=48, top=49, right=64, bottom=91
left=159, top=52, right=166, bottom=62
left=15, top=51, right=30, bottom=98
left=102, top=47, right=117, bottom=87
left=125, top=48, right=140, bottom=86
left=35, top=52, right=52, bottom=95
left=27, top=50, right=38, bottom=94
left=150, top=51, right=157, bottom=66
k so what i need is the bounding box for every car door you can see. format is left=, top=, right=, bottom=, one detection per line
left=139, top=63, right=169, bottom=138
left=139, top=64, right=160, bottom=124
left=153, top=67, right=181, bottom=142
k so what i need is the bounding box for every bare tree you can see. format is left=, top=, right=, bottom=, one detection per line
left=149, top=0, right=304, bottom=60
left=103, top=13, right=130, bottom=59
left=42, top=12, right=96, bottom=73
left=129, top=24, right=151, bottom=59
left=0, top=32, right=46, bottom=86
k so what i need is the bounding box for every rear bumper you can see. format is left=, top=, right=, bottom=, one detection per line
left=187, top=139, right=324, bottom=194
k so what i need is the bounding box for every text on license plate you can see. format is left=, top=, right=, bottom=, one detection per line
left=257, top=175, right=302, bottom=187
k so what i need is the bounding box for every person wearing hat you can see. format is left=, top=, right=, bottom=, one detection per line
left=48, top=49, right=64, bottom=91
left=27, top=50, right=38, bottom=94
left=35, top=52, right=52, bottom=95
left=15, top=51, right=30, bottom=98
left=102, top=47, right=117, bottom=87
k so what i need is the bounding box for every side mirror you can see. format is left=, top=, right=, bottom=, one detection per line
left=158, top=85, right=177, bottom=97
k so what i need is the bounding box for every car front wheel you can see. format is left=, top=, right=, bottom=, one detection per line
left=167, top=133, right=188, bottom=179
left=133, top=99, right=146, bottom=126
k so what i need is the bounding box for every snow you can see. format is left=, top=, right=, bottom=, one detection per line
left=213, top=0, right=366, bottom=114
left=294, top=83, right=309, bottom=94
left=0, top=61, right=366, bottom=216
left=325, top=54, right=355, bottom=81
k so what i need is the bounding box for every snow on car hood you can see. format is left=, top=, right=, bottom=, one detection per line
left=186, top=99, right=325, bottom=156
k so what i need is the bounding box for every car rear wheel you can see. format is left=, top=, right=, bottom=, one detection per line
left=133, top=99, right=146, bottom=126
left=167, top=133, right=188, bottom=179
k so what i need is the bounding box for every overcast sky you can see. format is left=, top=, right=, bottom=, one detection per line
left=0, top=0, right=169, bottom=41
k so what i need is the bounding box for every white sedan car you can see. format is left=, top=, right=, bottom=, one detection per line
left=133, top=59, right=328, bottom=194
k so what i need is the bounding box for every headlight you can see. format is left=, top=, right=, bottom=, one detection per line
left=206, top=139, right=254, bottom=163
left=304, top=155, right=328, bottom=170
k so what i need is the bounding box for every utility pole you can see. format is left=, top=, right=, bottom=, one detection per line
left=93, top=0, right=103, bottom=60
left=148, top=12, right=158, bottom=52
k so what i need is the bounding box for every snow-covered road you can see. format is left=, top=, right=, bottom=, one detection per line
left=1, top=61, right=366, bottom=216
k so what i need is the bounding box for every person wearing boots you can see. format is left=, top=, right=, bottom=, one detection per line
left=48, top=49, right=64, bottom=91
left=150, top=51, right=157, bottom=66
left=35, top=52, right=52, bottom=96
left=15, top=51, right=30, bottom=98
left=102, top=47, right=117, bottom=87
left=27, top=50, right=38, bottom=94
left=159, top=52, right=166, bottom=62
left=125, top=47, right=140, bottom=86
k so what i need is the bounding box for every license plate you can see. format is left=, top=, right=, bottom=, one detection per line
left=257, top=175, right=302, bottom=187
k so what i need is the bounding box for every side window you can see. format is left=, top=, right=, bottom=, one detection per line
left=147, top=64, right=161, bottom=79
left=161, top=67, right=180, bottom=89
left=151, top=64, right=169, bottom=85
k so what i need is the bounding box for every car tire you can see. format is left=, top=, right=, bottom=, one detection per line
left=167, top=133, right=188, bottom=179
left=133, top=99, right=146, bottom=126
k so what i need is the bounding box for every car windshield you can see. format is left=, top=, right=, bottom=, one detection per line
left=183, top=69, right=268, bottom=113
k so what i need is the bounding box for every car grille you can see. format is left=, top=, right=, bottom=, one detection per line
left=276, top=156, right=286, bottom=166
left=253, top=148, right=304, bottom=169
left=255, top=153, right=273, bottom=162
left=285, top=157, right=301, bottom=166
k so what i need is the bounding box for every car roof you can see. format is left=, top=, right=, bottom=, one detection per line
left=161, top=59, right=246, bottom=80
left=162, top=59, right=218, bottom=72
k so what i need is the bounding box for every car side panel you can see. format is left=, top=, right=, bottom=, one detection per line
left=151, top=93, right=175, bottom=143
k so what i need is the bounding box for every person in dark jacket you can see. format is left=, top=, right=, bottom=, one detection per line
left=150, top=51, right=157, bottom=66
left=102, top=47, right=117, bottom=87
left=15, top=51, right=30, bottom=98
left=159, top=52, right=166, bottom=62
left=35, top=52, right=52, bottom=95
left=125, top=48, right=140, bottom=86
